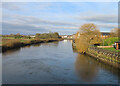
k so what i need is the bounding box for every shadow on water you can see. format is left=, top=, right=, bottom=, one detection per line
left=2, top=41, right=59, bottom=56
left=2, top=48, right=21, bottom=56
left=2, top=45, right=32, bottom=56
left=75, top=53, right=120, bottom=83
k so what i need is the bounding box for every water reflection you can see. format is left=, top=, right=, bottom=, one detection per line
left=2, top=48, right=21, bottom=56
left=2, top=40, right=120, bottom=84
left=75, top=53, right=98, bottom=82
left=75, top=53, right=120, bottom=83
left=32, top=44, right=41, bottom=47
left=2, top=42, right=59, bottom=55
left=40, top=41, right=59, bottom=47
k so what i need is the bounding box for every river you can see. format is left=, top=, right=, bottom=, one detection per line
left=2, top=40, right=120, bottom=84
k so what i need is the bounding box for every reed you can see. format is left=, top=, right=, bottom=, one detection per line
left=2, top=38, right=63, bottom=52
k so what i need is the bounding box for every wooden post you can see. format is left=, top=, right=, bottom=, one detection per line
left=116, top=43, right=118, bottom=50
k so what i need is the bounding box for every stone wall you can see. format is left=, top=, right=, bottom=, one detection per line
left=87, top=47, right=120, bottom=69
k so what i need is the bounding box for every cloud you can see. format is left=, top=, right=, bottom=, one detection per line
left=2, top=20, right=79, bottom=35
left=2, top=2, right=26, bottom=11
left=76, top=14, right=118, bottom=23
left=2, top=13, right=118, bottom=35
left=3, top=14, right=80, bottom=26
left=97, top=23, right=117, bottom=28
left=2, top=21, right=49, bottom=34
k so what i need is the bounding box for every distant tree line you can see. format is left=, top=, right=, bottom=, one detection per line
left=2, top=32, right=61, bottom=39
left=2, top=33, right=31, bottom=39
left=35, top=32, right=60, bottom=39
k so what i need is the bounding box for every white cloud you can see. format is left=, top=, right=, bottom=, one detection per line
left=3, top=14, right=80, bottom=26
left=75, top=14, right=118, bottom=23
left=2, top=12, right=118, bottom=34
left=97, top=23, right=117, bottom=28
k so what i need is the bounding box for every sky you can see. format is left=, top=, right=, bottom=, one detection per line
left=2, top=2, right=118, bottom=35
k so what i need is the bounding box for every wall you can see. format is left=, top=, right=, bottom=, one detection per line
left=87, top=47, right=120, bottom=69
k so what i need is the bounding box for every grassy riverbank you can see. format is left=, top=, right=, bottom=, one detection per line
left=1, top=38, right=63, bottom=52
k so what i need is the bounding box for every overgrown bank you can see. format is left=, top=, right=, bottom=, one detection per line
left=1, top=32, right=63, bottom=52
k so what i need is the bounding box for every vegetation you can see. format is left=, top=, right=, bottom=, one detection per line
left=101, top=37, right=120, bottom=46
left=35, top=32, right=60, bottom=39
left=2, top=33, right=32, bottom=39
left=1, top=32, right=62, bottom=52
left=75, top=23, right=102, bottom=53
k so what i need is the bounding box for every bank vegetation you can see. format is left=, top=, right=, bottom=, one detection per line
left=1, top=32, right=63, bottom=52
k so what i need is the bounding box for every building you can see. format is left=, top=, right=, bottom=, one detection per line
left=101, top=32, right=110, bottom=39
left=61, top=34, right=76, bottom=39
left=30, top=35, right=35, bottom=38
left=61, top=35, right=68, bottom=38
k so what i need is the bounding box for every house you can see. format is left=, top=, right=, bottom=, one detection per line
left=101, top=32, right=110, bottom=39
left=30, top=35, right=35, bottom=38
left=114, top=41, right=120, bottom=50
left=61, top=35, right=68, bottom=38
left=61, top=34, right=76, bottom=39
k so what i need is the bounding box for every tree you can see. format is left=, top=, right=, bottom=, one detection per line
left=110, top=28, right=120, bottom=37
left=35, top=32, right=60, bottom=39
left=75, top=23, right=101, bottom=53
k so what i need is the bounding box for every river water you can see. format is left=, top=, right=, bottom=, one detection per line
left=2, top=40, right=120, bottom=84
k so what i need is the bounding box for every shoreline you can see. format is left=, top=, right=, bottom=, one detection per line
left=1, top=38, right=63, bottom=53
left=86, top=47, right=120, bottom=69
left=86, top=52, right=120, bottom=69
left=72, top=42, right=120, bottom=69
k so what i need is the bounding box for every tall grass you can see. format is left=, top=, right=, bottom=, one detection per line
left=2, top=38, right=63, bottom=52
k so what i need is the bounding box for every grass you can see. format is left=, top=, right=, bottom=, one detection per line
left=2, top=37, right=15, bottom=39
left=102, top=37, right=120, bottom=46
left=102, top=47, right=120, bottom=52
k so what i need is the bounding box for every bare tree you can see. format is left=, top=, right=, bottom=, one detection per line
left=110, top=28, right=120, bottom=37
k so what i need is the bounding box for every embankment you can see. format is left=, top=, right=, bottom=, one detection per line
left=86, top=47, right=120, bottom=69
left=2, top=38, right=63, bottom=52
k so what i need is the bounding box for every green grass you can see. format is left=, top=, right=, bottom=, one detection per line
left=102, top=37, right=120, bottom=46
left=2, top=37, right=15, bottom=39
left=103, top=47, right=120, bottom=52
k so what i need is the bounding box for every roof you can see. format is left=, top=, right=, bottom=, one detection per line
left=101, top=32, right=110, bottom=35
left=115, top=41, right=120, bottom=43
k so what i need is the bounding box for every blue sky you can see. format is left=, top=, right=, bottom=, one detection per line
left=2, top=2, right=118, bottom=35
